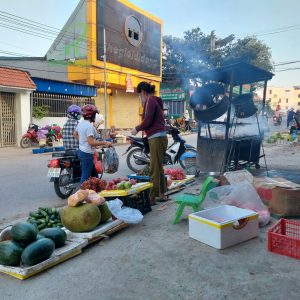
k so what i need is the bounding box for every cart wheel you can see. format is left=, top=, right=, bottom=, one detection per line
left=255, top=164, right=261, bottom=169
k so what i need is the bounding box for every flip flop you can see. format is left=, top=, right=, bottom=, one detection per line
left=156, top=196, right=171, bottom=202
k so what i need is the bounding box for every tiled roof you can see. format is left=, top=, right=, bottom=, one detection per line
left=0, top=67, right=36, bottom=90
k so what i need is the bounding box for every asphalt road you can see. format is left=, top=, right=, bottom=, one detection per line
left=0, top=134, right=197, bottom=226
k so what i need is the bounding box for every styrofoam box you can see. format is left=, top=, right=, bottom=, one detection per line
left=189, top=205, right=259, bottom=249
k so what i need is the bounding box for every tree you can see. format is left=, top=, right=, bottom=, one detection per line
left=162, top=28, right=273, bottom=86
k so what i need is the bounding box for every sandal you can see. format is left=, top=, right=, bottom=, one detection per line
left=156, top=196, right=171, bottom=202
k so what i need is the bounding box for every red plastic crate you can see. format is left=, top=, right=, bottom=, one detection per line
left=268, top=218, right=300, bottom=259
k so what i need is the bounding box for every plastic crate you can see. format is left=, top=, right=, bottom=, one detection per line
left=268, top=218, right=300, bottom=259
left=100, top=183, right=153, bottom=215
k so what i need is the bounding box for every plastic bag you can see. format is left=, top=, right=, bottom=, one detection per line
left=205, top=181, right=270, bottom=227
left=106, top=199, right=143, bottom=224
left=85, top=190, right=105, bottom=205
left=93, top=152, right=103, bottom=174
left=103, top=147, right=119, bottom=174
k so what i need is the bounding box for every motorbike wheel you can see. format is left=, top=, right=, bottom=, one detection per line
left=179, top=149, right=197, bottom=170
left=126, top=148, right=149, bottom=173
left=20, top=137, right=32, bottom=148
left=54, top=169, right=76, bottom=199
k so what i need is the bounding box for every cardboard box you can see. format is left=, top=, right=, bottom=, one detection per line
left=254, top=177, right=300, bottom=217
left=189, top=205, right=259, bottom=249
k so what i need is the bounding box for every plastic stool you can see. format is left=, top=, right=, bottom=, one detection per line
left=173, top=176, right=218, bottom=224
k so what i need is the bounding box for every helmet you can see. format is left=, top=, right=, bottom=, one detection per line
left=81, top=104, right=99, bottom=119
left=67, top=105, right=81, bottom=114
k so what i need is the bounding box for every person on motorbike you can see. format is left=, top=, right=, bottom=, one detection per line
left=74, top=105, right=112, bottom=183
left=131, top=82, right=168, bottom=205
left=62, top=105, right=82, bottom=151
left=290, top=109, right=300, bottom=134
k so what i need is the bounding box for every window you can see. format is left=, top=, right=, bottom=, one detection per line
left=269, top=90, right=272, bottom=95
left=298, top=94, right=300, bottom=98
left=298, top=102, right=300, bottom=106
left=286, top=99, right=289, bottom=103
left=285, top=90, right=290, bottom=92
left=286, top=106, right=288, bottom=109
left=31, top=93, right=95, bottom=117
left=278, top=99, right=281, bottom=103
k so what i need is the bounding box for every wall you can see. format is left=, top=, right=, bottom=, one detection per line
left=15, top=92, right=31, bottom=145
left=111, top=89, right=139, bottom=129
left=0, top=59, right=68, bottom=82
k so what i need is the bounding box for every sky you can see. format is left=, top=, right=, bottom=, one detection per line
left=1, top=0, right=300, bottom=87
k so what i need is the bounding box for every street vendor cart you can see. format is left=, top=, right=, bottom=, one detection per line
left=190, top=62, right=274, bottom=174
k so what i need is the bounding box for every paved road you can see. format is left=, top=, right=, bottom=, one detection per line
left=0, top=134, right=197, bottom=226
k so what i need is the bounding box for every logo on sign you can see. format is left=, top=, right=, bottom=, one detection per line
left=125, top=16, right=143, bottom=47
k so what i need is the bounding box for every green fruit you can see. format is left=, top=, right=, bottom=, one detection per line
left=98, top=203, right=112, bottom=224
left=0, top=241, right=23, bottom=266
left=124, top=182, right=132, bottom=190
left=21, top=238, right=55, bottom=266
left=36, top=234, right=45, bottom=240
left=11, top=222, right=38, bottom=246
left=39, top=228, right=67, bottom=248
left=60, top=204, right=101, bottom=233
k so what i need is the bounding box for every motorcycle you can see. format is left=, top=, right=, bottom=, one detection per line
left=124, top=126, right=197, bottom=173
left=48, top=149, right=104, bottom=199
left=273, top=115, right=282, bottom=126
left=20, top=124, right=57, bottom=148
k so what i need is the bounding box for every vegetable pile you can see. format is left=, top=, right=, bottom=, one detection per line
left=165, top=168, right=186, bottom=181
left=0, top=222, right=66, bottom=267
left=27, top=208, right=62, bottom=230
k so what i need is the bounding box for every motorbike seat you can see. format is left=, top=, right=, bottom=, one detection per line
left=52, top=149, right=77, bottom=158
left=130, top=136, right=144, bottom=143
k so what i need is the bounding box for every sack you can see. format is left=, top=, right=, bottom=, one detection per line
left=205, top=181, right=270, bottom=227
left=103, top=147, right=119, bottom=174
left=93, top=152, right=103, bottom=174
left=106, top=199, right=143, bottom=224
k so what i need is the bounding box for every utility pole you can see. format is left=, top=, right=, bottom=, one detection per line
left=210, top=30, right=216, bottom=53
left=103, top=27, right=108, bottom=133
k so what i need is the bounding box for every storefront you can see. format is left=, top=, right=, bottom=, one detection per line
left=160, top=84, right=186, bottom=118
left=47, top=0, right=163, bottom=129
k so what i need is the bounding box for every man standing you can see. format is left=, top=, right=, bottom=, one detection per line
left=184, top=110, right=191, bottom=131
left=287, top=108, right=295, bottom=128
left=95, top=112, right=105, bottom=138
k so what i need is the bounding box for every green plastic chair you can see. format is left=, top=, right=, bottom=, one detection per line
left=173, top=176, right=218, bottom=224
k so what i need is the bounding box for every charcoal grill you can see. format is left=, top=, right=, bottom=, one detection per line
left=191, top=62, right=274, bottom=174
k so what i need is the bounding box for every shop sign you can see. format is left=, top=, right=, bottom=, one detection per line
left=126, top=74, right=134, bottom=93
left=160, top=86, right=185, bottom=101
left=97, top=0, right=161, bottom=76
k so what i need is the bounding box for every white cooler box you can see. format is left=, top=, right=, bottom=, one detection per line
left=189, top=205, right=259, bottom=249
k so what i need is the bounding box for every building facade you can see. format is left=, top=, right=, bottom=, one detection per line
left=0, top=67, right=36, bottom=147
left=0, top=0, right=163, bottom=130
left=266, top=86, right=300, bottom=111
left=48, top=0, right=163, bottom=129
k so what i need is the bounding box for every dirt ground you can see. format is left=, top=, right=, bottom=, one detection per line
left=0, top=139, right=300, bottom=299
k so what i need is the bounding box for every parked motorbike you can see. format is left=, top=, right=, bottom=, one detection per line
left=124, top=126, right=197, bottom=173
left=20, top=124, right=57, bottom=148
left=273, top=115, right=282, bottom=126
left=48, top=149, right=104, bottom=199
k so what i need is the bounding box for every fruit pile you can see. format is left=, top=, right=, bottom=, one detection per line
left=105, top=178, right=137, bottom=191
left=165, top=168, right=186, bottom=181
left=81, top=177, right=107, bottom=192
left=0, top=222, right=66, bottom=267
